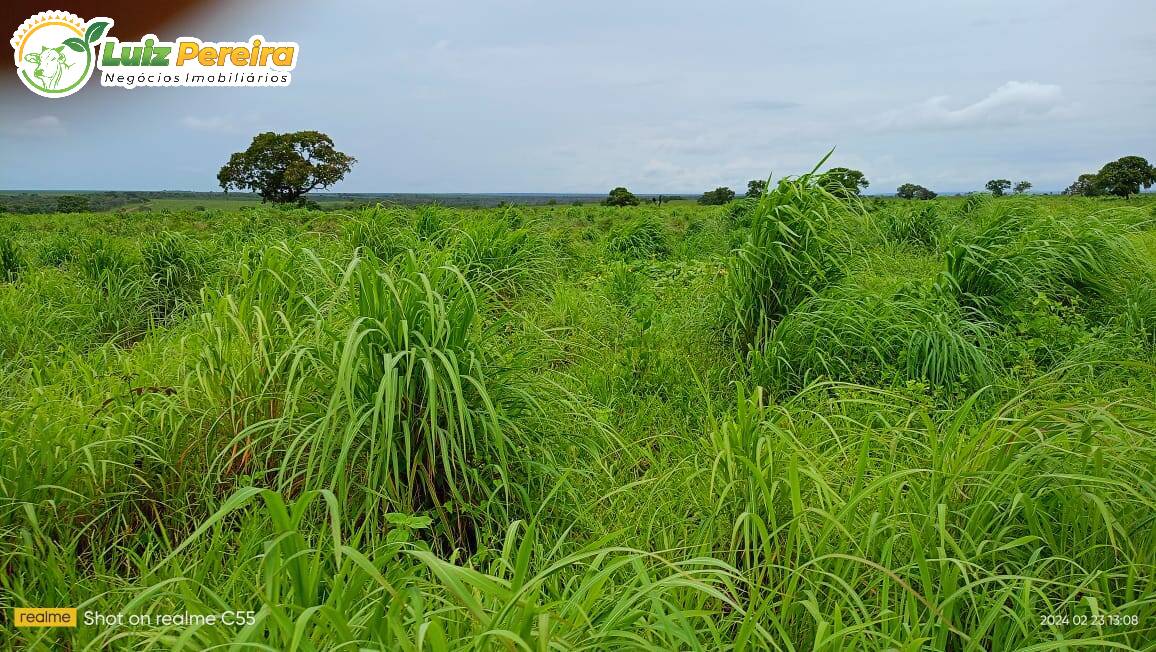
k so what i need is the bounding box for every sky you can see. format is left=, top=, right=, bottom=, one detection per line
left=2, top=0, right=1155, bottom=194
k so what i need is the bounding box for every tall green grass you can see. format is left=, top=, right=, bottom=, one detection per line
left=606, top=215, right=672, bottom=260
left=754, top=282, right=994, bottom=391
left=0, top=235, right=25, bottom=283
left=725, top=163, right=856, bottom=347
left=2, top=194, right=1155, bottom=650
left=938, top=200, right=1136, bottom=321
left=451, top=213, right=554, bottom=299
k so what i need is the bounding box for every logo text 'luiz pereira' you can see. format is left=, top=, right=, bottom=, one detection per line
left=11, top=10, right=298, bottom=98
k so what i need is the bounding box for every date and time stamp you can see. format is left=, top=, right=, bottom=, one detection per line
left=1039, top=612, right=1142, bottom=628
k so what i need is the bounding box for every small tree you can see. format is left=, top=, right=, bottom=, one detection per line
left=746, top=179, right=767, bottom=198
left=897, top=183, right=936, bottom=200
left=1013, top=180, right=1032, bottom=194
left=604, top=187, right=640, bottom=206
left=820, top=167, right=869, bottom=198
left=699, top=187, right=736, bottom=205
left=985, top=179, right=1012, bottom=196
left=1095, top=155, right=1156, bottom=198
left=218, top=131, right=356, bottom=204
left=1063, top=173, right=1102, bottom=197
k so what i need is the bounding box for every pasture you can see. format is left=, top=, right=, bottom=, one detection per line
left=1, top=178, right=1154, bottom=649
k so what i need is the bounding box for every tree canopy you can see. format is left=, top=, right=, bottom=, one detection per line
left=1095, top=156, right=1156, bottom=198
left=699, top=187, right=736, bottom=205
left=746, top=179, right=767, bottom=198
left=1013, top=180, right=1032, bottom=194
left=1063, top=156, right=1156, bottom=198
left=604, top=187, right=640, bottom=206
left=896, top=183, right=936, bottom=200
left=820, top=167, right=869, bottom=198
left=985, top=179, right=1012, bottom=196
left=217, top=131, right=356, bottom=204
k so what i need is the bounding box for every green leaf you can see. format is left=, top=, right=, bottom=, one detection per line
left=63, top=37, right=86, bottom=53
left=85, top=21, right=110, bottom=44
left=385, top=512, right=432, bottom=530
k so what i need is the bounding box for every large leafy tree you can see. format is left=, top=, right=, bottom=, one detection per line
left=1095, top=155, right=1156, bottom=198
left=896, top=183, right=936, bottom=200
left=604, top=187, right=640, bottom=206
left=218, top=131, right=356, bottom=204
left=985, top=179, right=1012, bottom=196
left=746, top=179, right=767, bottom=198
left=699, top=187, right=736, bottom=205
left=1013, top=180, right=1032, bottom=194
left=820, top=167, right=869, bottom=198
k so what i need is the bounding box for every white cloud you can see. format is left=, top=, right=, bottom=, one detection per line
left=2, top=115, right=65, bottom=138
left=872, top=81, right=1066, bottom=131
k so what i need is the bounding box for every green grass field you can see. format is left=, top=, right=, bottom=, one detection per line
left=142, top=198, right=264, bottom=211
left=1, top=177, right=1154, bottom=649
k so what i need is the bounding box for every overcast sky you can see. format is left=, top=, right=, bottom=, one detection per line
left=2, top=0, right=1155, bottom=193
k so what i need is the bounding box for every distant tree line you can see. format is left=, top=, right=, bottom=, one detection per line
left=596, top=155, right=1152, bottom=205
left=0, top=192, right=145, bottom=214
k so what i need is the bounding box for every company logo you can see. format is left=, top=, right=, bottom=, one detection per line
left=13, top=607, right=78, bottom=628
left=11, top=10, right=298, bottom=98
left=11, top=11, right=108, bottom=98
